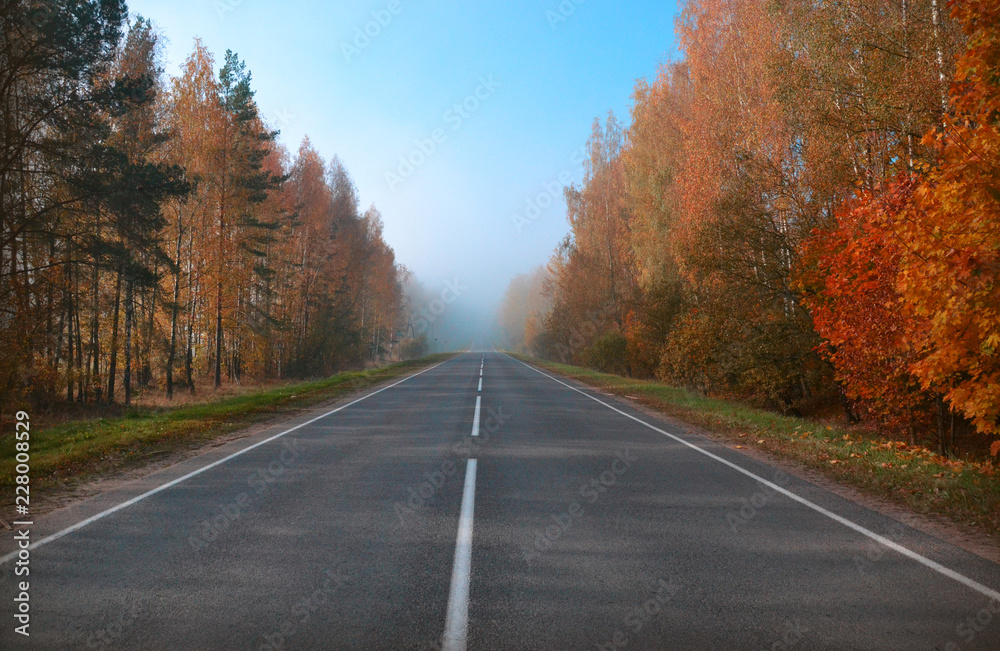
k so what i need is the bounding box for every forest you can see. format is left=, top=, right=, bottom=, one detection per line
left=0, top=0, right=412, bottom=412
left=500, top=0, right=1000, bottom=458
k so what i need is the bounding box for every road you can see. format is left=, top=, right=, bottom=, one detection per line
left=2, top=351, right=999, bottom=649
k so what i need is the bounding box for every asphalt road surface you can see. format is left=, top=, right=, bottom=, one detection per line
left=3, top=350, right=1000, bottom=650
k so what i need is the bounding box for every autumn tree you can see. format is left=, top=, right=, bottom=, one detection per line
left=510, top=0, right=979, bottom=428
left=498, top=266, right=551, bottom=353
left=799, top=178, right=942, bottom=440
left=100, top=18, right=189, bottom=405
left=896, top=0, right=1000, bottom=452
left=539, top=115, right=638, bottom=368
left=1, top=0, right=126, bottom=409
left=210, top=50, right=281, bottom=387
left=2, top=19, right=408, bottom=415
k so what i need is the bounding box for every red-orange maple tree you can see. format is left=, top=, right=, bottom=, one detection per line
left=800, top=178, right=936, bottom=436
left=898, top=0, right=1000, bottom=453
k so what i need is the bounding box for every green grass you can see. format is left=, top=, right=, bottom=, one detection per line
left=515, top=354, right=1000, bottom=543
left=1, top=354, right=454, bottom=495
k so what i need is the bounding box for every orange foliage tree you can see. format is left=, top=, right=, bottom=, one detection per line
left=0, top=13, right=410, bottom=412
left=799, top=178, right=938, bottom=439
left=898, top=0, right=1000, bottom=452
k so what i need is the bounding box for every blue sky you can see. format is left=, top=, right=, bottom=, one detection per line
left=129, top=0, right=681, bottom=328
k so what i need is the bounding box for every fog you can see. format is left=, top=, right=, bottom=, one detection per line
left=130, top=0, right=679, bottom=350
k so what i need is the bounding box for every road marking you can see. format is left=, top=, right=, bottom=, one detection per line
left=479, top=368, right=483, bottom=377
left=477, top=377, right=482, bottom=392
left=471, top=396, right=481, bottom=437
left=0, top=358, right=455, bottom=566
left=507, top=355, right=1000, bottom=603
left=442, top=458, right=477, bottom=651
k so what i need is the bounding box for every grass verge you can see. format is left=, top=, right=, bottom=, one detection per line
left=513, top=354, right=1000, bottom=543
left=1, top=354, right=455, bottom=497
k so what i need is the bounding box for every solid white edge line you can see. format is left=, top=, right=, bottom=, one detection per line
left=505, top=354, right=1000, bottom=603
left=442, top=458, right=477, bottom=651
left=0, top=357, right=455, bottom=566
left=471, top=396, right=482, bottom=437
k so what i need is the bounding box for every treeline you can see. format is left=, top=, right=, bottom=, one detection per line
left=1, top=1, right=406, bottom=410
left=501, top=0, right=1000, bottom=455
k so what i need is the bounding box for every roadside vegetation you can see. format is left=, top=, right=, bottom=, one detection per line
left=0, top=355, right=453, bottom=502
left=499, top=0, right=1000, bottom=465
left=516, top=355, right=1000, bottom=544
left=0, top=6, right=441, bottom=421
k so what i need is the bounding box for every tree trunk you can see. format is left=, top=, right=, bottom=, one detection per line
left=930, top=0, right=948, bottom=112
left=85, top=259, right=100, bottom=402
left=124, top=278, right=134, bottom=406
left=185, top=231, right=196, bottom=394
left=167, top=216, right=183, bottom=399
left=74, top=270, right=84, bottom=402
left=936, top=395, right=948, bottom=456
left=65, top=266, right=75, bottom=402
left=837, top=381, right=859, bottom=424
left=53, top=296, right=65, bottom=376
left=142, top=265, right=158, bottom=388
left=215, top=278, right=223, bottom=388
left=107, top=266, right=123, bottom=404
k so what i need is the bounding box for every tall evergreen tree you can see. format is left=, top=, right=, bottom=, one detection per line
left=212, top=50, right=281, bottom=387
